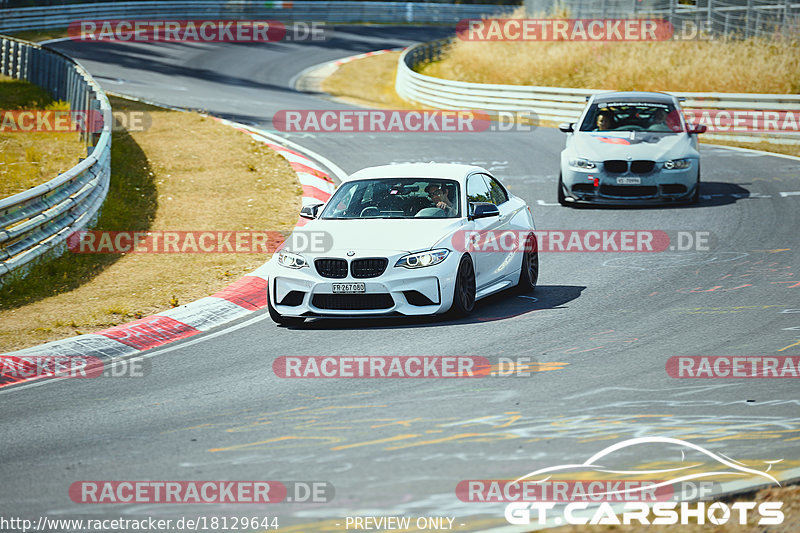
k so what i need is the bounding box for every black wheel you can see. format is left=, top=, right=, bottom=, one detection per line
left=557, top=173, right=569, bottom=206
left=449, top=255, right=476, bottom=317
left=516, top=234, right=538, bottom=293
left=689, top=165, right=701, bottom=204
left=267, top=282, right=305, bottom=326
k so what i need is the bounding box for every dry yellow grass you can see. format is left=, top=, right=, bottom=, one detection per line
left=321, top=52, right=415, bottom=109
left=0, top=96, right=301, bottom=352
left=700, top=138, right=800, bottom=158
left=420, top=8, right=799, bottom=94
left=0, top=75, right=86, bottom=198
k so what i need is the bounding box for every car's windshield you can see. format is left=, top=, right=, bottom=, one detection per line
left=580, top=102, right=684, bottom=133
left=319, top=178, right=461, bottom=219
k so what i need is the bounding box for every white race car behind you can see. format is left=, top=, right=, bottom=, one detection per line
left=266, top=163, right=538, bottom=325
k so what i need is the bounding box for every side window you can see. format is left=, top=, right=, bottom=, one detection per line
left=484, top=174, right=509, bottom=205
left=467, top=174, right=492, bottom=205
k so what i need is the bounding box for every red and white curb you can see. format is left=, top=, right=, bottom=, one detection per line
left=1, top=121, right=342, bottom=389
left=333, top=48, right=403, bottom=66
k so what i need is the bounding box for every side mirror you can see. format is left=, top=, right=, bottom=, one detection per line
left=687, top=123, right=707, bottom=135
left=559, top=122, right=574, bottom=133
left=300, top=202, right=323, bottom=219
left=469, top=202, right=500, bottom=220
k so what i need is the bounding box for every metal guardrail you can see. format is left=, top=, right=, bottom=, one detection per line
left=396, top=39, right=800, bottom=143
left=0, top=36, right=111, bottom=284
left=0, top=1, right=513, bottom=32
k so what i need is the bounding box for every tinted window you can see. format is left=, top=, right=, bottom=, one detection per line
left=319, top=178, right=461, bottom=219
left=580, top=102, right=684, bottom=133
left=467, top=174, right=492, bottom=205
left=484, top=174, right=509, bottom=205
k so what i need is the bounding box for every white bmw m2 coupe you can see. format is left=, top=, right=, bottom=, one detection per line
left=266, top=163, right=538, bottom=325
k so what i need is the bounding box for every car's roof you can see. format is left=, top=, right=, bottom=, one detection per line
left=347, top=163, right=486, bottom=182
left=591, top=91, right=677, bottom=105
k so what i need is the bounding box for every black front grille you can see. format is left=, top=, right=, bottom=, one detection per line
left=600, top=185, right=658, bottom=197
left=351, top=258, right=388, bottom=278
left=604, top=160, right=628, bottom=173
left=278, top=291, right=305, bottom=306
left=661, top=184, right=688, bottom=194
left=312, top=294, right=394, bottom=310
left=315, top=258, right=348, bottom=278
left=631, top=160, right=655, bottom=174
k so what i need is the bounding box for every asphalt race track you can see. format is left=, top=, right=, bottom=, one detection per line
left=1, top=25, right=799, bottom=532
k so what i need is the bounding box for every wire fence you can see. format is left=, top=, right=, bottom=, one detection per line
left=524, top=0, right=800, bottom=38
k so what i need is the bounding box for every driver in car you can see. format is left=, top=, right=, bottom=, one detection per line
left=425, top=184, right=456, bottom=216
left=595, top=110, right=615, bottom=131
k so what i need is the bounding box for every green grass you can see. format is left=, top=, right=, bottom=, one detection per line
left=0, top=118, right=157, bottom=310
left=0, top=75, right=54, bottom=108
left=4, top=27, right=70, bottom=43
left=0, top=75, right=86, bottom=198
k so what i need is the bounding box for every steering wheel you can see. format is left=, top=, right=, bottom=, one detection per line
left=360, top=207, right=380, bottom=217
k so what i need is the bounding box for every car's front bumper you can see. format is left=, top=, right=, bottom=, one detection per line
left=268, top=253, right=459, bottom=317
left=561, top=162, right=698, bottom=205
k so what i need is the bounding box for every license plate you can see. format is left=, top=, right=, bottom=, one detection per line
left=616, top=177, right=641, bottom=185
left=332, top=283, right=366, bottom=294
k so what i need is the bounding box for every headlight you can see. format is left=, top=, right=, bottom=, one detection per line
left=568, top=158, right=597, bottom=171
left=395, top=249, right=449, bottom=269
left=277, top=251, right=308, bottom=269
left=663, top=158, right=691, bottom=170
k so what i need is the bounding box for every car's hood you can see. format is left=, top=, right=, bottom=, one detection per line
left=290, top=218, right=464, bottom=254
left=572, top=131, right=691, bottom=161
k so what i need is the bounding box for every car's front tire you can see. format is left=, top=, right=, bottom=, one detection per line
left=689, top=164, right=701, bottom=204
left=516, top=234, right=538, bottom=293
left=558, top=173, right=569, bottom=206
left=449, top=255, right=476, bottom=317
left=267, top=282, right=305, bottom=326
